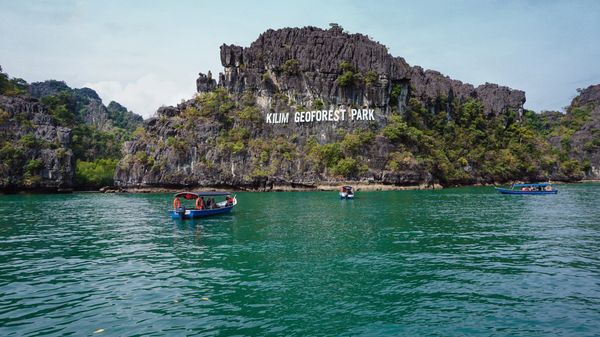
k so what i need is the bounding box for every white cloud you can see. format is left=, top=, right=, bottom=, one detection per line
left=83, top=73, right=194, bottom=118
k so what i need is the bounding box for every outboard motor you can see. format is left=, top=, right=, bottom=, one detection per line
left=176, top=206, right=186, bottom=217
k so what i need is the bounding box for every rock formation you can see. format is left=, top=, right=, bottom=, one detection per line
left=0, top=94, right=74, bottom=191
left=196, top=71, right=217, bottom=93
left=561, top=84, right=600, bottom=179
left=28, top=81, right=143, bottom=131
left=106, top=101, right=144, bottom=131
left=0, top=67, right=142, bottom=192
left=115, top=26, right=534, bottom=190
left=213, top=27, right=525, bottom=117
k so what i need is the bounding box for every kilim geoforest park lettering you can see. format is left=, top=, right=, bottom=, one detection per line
left=265, top=108, right=375, bottom=124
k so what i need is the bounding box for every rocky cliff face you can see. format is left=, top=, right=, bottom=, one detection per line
left=214, top=26, right=525, bottom=117
left=115, top=26, right=534, bottom=190
left=28, top=81, right=143, bottom=132
left=217, top=26, right=410, bottom=111
left=563, top=84, right=600, bottom=179
left=0, top=66, right=143, bottom=192
left=0, top=94, right=74, bottom=191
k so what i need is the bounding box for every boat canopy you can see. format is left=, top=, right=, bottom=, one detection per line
left=342, top=186, right=353, bottom=189
left=173, top=191, right=231, bottom=199
left=512, top=183, right=552, bottom=188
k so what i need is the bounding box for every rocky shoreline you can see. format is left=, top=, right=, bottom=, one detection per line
left=71, top=179, right=599, bottom=194
left=103, top=182, right=444, bottom=193
left=4, top=179, right=598, bottom=195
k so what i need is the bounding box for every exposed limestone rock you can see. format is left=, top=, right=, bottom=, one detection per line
left=28, top=81, right=143, bottom=131
left=27, top=80, right=71, bottom=98
left=209, top=26, right=525, bottom=117
left=118, top=26, right=529, bottom=190
left=577, top=84, right=600, bottom=106
left=1, top=67, right=142, bottom=192
left=0, top=94, right=74, bottom=191
left=214, top=26, right=411, bottom=112
left=196, top=71, right=217, bottom=93
left=475, top=83, right=525, bottom=117
left=567, top=84, right=600, bottom=179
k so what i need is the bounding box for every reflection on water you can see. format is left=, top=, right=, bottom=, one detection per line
left=1, top=184, right=600, bottom=336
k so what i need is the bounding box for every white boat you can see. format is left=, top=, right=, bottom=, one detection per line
left=339, top=186, right=355, bottom=199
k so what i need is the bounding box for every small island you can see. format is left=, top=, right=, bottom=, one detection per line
left=1, top=26, right=599, bottom=193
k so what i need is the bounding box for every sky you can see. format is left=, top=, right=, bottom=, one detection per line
left=1, top=0, right=599, bottom=118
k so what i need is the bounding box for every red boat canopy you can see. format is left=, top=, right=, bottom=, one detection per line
left=174, top=192, right=198, bottom=200
left=173, top=191, right=232, bottom=199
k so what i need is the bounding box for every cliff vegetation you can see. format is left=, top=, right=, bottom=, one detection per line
left=115, top=26, right=600, bottom=190
left=0, top=66, right=142, bottom=191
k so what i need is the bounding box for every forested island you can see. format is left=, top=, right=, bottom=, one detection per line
left=1, top=26, right=599, bottom=192
left=0, top=67, right=142, bottom=191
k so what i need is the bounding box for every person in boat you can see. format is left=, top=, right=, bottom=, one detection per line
left=545, top=185, right=553, bottom=191
left=226, top=195, right=234, bottom=206
left=173, top=197, right=181, bottom=210
left=196, top=197, right=205, bottom=210
left=210, top=198, right=217, bottom=209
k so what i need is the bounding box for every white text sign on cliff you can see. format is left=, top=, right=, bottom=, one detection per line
left=266, top=108, right=375, bottom=124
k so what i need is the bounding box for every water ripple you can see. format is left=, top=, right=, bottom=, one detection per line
left=1, top=185, right=600, bottom=336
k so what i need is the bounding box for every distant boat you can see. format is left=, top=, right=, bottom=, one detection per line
left=339, top=185, right=355, bottom=199
left=170, top=191, right=237, bottom=219
left=495, top=183, right=558, bottom=195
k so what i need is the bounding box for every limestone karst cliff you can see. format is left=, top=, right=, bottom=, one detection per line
left=115, top=26, right=567, bottom=190
left=0, top=93, right=74, bottom=191
left=0, top=66, right=142, bottom=191
left=213, top=27, right=525, bottom=118
left=547, top=84, right=600, bottom=180
left=28, top=80, right=143, bottom=132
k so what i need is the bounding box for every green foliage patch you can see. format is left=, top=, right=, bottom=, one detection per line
left=281, top=59, right=300, bottom=76
left=75, top=159, right=119, bottom=188
left=0, top=68, right=28, bottom=96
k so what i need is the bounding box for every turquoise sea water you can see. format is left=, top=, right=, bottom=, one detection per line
left=1, top=185, right=600, bottom=336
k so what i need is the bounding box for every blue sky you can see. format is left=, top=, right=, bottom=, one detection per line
left=1, top=0, right=599, bottom=118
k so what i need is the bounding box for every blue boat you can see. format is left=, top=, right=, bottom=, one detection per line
left=495, top=183, right=558, bottom=195
left=170, top=191, right=237, bottom=219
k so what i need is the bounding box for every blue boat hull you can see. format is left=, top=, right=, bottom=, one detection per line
left=170, top=205, right=235, bottom=219
left=496, top=187, right=558, bottom=195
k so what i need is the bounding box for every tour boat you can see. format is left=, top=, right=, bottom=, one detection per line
left=495, top=183, right=558, bottom=195
left=339, top=185, right=355, bottom=199
left=170, top=191, right=237, bottom=219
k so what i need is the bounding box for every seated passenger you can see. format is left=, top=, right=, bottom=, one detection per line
left=196, top=197, right=204, bottom=210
